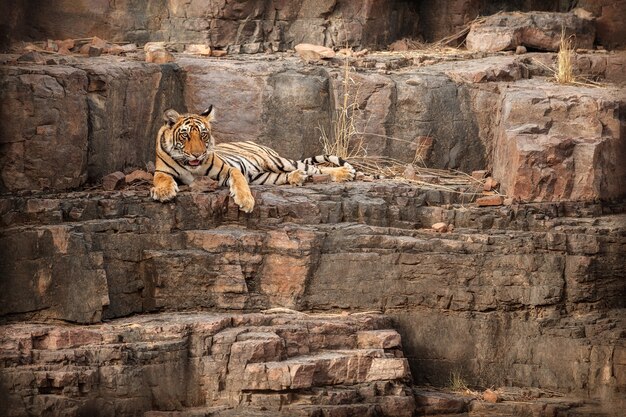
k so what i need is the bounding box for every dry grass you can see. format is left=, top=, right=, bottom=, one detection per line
left=555, top=29, right=576, bottom=84
left=532, top=28, right=604, bottom=88
left=449, top=371, right=471, bottom=392
left=319, top=56, right=366, bottom=159
left=319, top=50, right=487, bottom=197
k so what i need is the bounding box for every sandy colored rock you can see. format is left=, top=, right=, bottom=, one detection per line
left=146, top=49, right=175, bottom=63
left=476, top=195, right=504, bottom=206
left=483, top=388, right=500, bottom=403
left=211, top=50, right=227, bottom=57
left=483, top=177, right=499, bottom=191
left=185, top=44, right=212, bottom=56
left=431, top=222, right=448, bottom=233
left=294, top=43, right=335, bottom=61
left=357, top=330, right=402, bottom=349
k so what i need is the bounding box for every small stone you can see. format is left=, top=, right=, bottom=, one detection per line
left=57, top=39, right=75, bottom=51
left=483, top=177, right=499, bottom=191
left=353, top=49, right=369, bottom=57
left=311, top=174, right=331, bottom=183
left=102, top=171, right=126, bottom=191
left=447, top=224, right=454, bottom=233
left=294, top=43, right=335, bottom=61
left=211, top=49, right=228, bottom=57
left=146, top=50, right=175, bottom=64
left=476, top=195, right=504, bottom=207
left=515, top=45, right=527, bottom=55
left=185, top=44, right=212, bottom=56
left=431, top=222, right=448, bottom=233
left=483, top=389, right=500, bottom=403
left=143, top=41, right=166, bottom=53
left=471, top=170, right=489, bottom=180
left=108, top=43, right=137, bottom=55
left=125, top=170, right=153, bottom=184
left=503, top=197, right=515, bottom=205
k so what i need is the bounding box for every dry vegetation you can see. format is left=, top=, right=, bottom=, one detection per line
left=319, top=52, right=485, bottom=196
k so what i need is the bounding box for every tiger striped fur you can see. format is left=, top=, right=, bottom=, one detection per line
left=150, top=106, right=356, bottom=212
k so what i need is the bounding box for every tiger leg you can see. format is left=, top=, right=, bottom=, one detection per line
left=248, top=170, right=308, bottom=186
left=227, top=167, right=255, bottom=213
left=297, top=155, right=356, bottom=182
left=151, top=172, right=179, bottom=202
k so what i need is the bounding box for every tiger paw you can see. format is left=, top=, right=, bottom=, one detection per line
left=150, top=181, right=179, bottom=202
left=232, top=190, right=255, bottom=213
left=327, top=166, right=356, bottom=182
left=287, top=169, right=308, bottom=186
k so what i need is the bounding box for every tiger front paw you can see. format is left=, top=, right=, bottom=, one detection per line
left=328, top=166, right=356, bottom=182
left=232, top=189, right=255, bottom=213
left=287, top=169, right=308, bottom=186
left=150, top=175, right=179, bottom=202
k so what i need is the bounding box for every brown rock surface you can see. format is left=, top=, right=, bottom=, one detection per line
left=0, top=312, right=413, bottom=417
left=0, top=181, right=624, bottom=406
left=492, top=80, right=626, bottom=202
left=0, top=65, right=88, bottom=192
left=467, top=12, right=595, bottom=52
left=102, top=171, right=125, bottom=190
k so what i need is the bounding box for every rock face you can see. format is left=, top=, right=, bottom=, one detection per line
left=0, top=58, right=185, bottom=191
left=466, top=12, right=596, bottom=52
left=2, top=53, right=625, bottom=198
left=6, top=0, right=420, bottom=53
left=578, top=0, right=626, bottom=48
left=0, top=312, right=414, bottom=417
left=0, top=65, right=88, bottom=192
left=492, top=80, right=626, bottom=202
left=1, top=182, right=624, bottom=407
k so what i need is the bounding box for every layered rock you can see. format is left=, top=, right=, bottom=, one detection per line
left=5, top=0, right=419, bottom=53
left=492, top=80, right=626, bottom=202
left=0, top=58, right=184, bottom=191
left=466, top=12, right=595, bottom=52
left=2, top=53, right=624, bottom=202
left=0, top=312, right=414, bottom=417
left=1, top=182, right=624, bottom=403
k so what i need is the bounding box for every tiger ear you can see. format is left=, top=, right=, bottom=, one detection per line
left=163, top=109, right=180, bottom=127
left=200, top=105, right=215, bottom=121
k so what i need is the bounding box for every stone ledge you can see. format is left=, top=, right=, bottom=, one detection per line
left=0, top=311, right=413, bottom=417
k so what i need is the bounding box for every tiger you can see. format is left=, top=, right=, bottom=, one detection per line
left=150, top=106, right=356, bottom=212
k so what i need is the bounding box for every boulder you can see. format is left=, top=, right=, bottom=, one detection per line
left=294, top=43, right=336, bottom=61
left=467, top=12, right=595, bottom=52
left=492, top=80, right=626, bottom=202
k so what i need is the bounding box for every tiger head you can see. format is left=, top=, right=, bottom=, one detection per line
left=161, top=106, right=215, bottom=168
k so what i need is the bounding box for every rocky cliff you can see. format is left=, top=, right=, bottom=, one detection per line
left=1, top=2, right=625, bottom=417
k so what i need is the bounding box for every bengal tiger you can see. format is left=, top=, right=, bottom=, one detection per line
left=150, top=106, right=356, bottom=212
